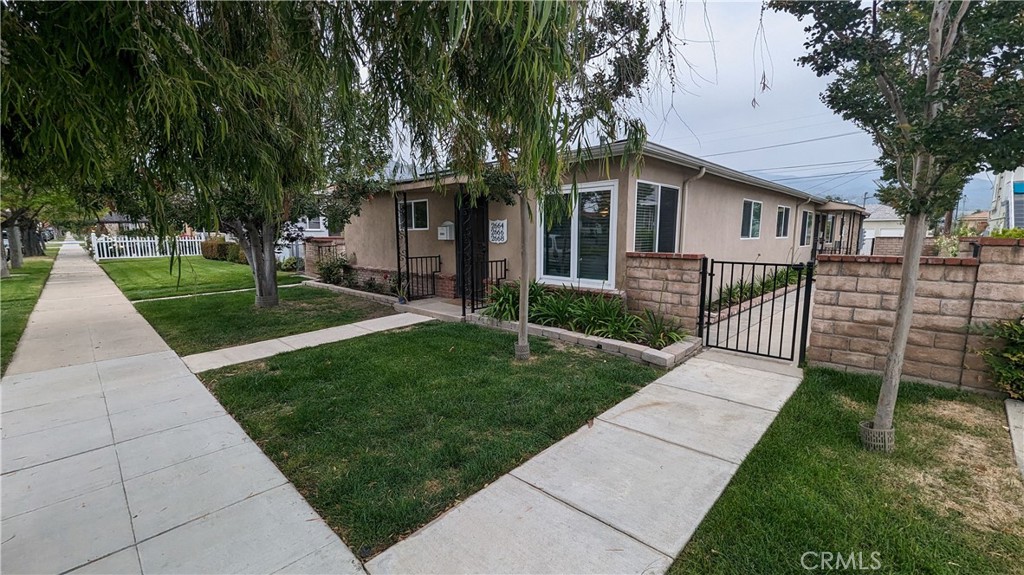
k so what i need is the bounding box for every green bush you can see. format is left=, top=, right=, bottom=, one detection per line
left=974, top=311, right=1024, bottom=399
left=201, top=237, right=229, bottom=260
left=317, top=254, right=349, bottom=285
left=482, top=282, right=686, bottom=349
left=279, top=257, right=298, bottom=271
left=637, top=309, right=685, bottom=349
left=991, top=227, right=1024, bottom=239
left=225, top=243, right=248, bottom=265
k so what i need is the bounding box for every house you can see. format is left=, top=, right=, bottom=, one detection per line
left=960, top=210, right=989, bottom=234
left=814, top=200, right=868, bottom=256
left=97, top=212, right=149, bottom=235
left=342, top=141, right=843, bottom=301
left=989, top=166, right=1024, bottom=231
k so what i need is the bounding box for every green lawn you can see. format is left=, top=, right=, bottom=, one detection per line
left=100, top=256, right=303, bottom=300
left=200, top=322, right=661, bottom=556
left=671, top=368, right=1024, bottom=575
left=1, top=250, right=57, bottom=374
left=135, top=286, right=396, bottom=356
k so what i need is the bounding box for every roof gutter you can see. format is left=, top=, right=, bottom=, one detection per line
left=678, top=167, right=706, bottom=253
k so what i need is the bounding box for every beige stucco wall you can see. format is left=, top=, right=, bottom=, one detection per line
left=345, top=157, right=820, bottom=291
left=650, top=158, right=817, bottom=264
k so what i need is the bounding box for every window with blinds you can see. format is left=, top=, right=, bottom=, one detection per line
left=633, top=182, right=679, bottom=253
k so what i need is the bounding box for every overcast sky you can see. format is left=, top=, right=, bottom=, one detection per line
left=637, top=1, right=992, bottom=212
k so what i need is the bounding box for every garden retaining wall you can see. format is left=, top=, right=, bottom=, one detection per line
left=808, top=238, right=1024, bottom=394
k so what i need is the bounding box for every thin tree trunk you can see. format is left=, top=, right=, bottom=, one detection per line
left=515, top=193, right=531, bottom=360
left=8, top=224, right=24, bottom=269
left=257, top=222, right=279, bottom=308
left=1, top=246, right=10, bottom=278
left=873, top=211, right=928, bottom=431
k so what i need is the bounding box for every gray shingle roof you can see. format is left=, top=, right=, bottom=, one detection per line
left=864, top=204, right=901, bottom=221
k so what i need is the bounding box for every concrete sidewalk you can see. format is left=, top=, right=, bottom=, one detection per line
left=1, top=241, right=362, bottom=574
left=181, top=313, right=433, bottom=373
left=367, top=349, right=801, bottom=574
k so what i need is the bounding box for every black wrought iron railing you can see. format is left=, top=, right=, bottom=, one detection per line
left=406, top=255, right=441, bottom=299
left=464, top=259, right=509, bottom=314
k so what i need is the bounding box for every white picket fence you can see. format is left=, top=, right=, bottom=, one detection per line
left=90, top=233, right=208, bottom=261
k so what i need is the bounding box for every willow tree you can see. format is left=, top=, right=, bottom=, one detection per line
left=5, top=1, right=651, bottom=310
left=773, top=0, right=1024, bottom=449
left=444, top=0, right=672, bottom=359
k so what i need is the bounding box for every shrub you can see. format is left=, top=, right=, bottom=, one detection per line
left=482, top=281, right=547, bottom=321
left=531, top=288, right=578, bottom=327
left=278, top=257, right=298, bottom=271
left=201, top=237, right=229, bottom=260
left=974, top=311, right=1024, bottom=399
left=991, top=227, right=1024, bottom=239
left=225, top=243, right=248, bottom=264
left=636, top=309, right=686, bottom=349
left=317, top=254, right=349, bottom=285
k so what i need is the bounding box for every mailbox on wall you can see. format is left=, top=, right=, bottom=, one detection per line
left=437, top=221, right=455, bottom=241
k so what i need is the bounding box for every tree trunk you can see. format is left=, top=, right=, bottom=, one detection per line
left=8, top=223, right=24, bottom=269
left=515, top=193, right=531, bottom=360
left=23, top=224, right=45, bottom=257
left=236, top=220, right=280, bottom=308
left=256, top=222, right=279, bottom=308
left=1, top=246, right=10, bottom=278
left=872, top=211, right=928, bottom=432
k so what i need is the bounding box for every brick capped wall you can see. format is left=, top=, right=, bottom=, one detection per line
left=808, top=238, right=1024, bottom=394
left=623, top=252, right=704, bottom=332
left=870, top=236, right=938, bottom=257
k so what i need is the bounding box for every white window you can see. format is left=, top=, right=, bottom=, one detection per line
left=306, top=216, right=324, bottom=231
left=800, top=210, right=814, bottom=246
left=402, top=199, right=429, bottom=231
left=776, top=206, right=791, bottom=238
left=634, top=181, right=680, bottom=253
left=741, top=199, right=762, bottom=239
left=537, top=180, right=618, bottom=289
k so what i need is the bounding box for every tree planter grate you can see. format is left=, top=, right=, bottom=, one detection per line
left=859, top=420, right=895, bottom=452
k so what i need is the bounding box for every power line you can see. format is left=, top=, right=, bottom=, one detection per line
left=804, top=161, right=878, bottom=192
left=665, top=111, right=836, bottom=139
left=743, top=158, right=877, bottom=172
left=701, top=131, right=863, bottom=158
left=661, top=118, right=848, bottom=147
left=771, top=168, right=879, bottom=182
left=819, top=170, right=879, bottom=195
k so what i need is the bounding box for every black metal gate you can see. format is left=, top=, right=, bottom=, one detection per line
left=454, top=192, right=511, bottom=315
left=698, top=258, right=814, bottom=363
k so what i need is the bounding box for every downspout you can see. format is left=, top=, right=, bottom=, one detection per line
left=678, top=167, right=706, bottom=253
left=791, top=198, right=814, bottom=264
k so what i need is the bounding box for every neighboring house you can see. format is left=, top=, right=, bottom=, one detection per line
left=960, top=210, right=989, bottom=234
left=277, top=213, right=332, bottom=263
left=989, top=166, right=1024, bottom=231
left=97, top=212, right=149, bottom=235
left=815, top=200, right=868, bottom=257
left=860, top=204, right=904, bottom=255
left=343, top=140, right=837, bottom=300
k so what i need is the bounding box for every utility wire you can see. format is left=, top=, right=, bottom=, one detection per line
left=771, top=168, right=879, bottom=182
left=701, top=131, right=863, bottom=158
left=744, top=158, right=877, bottom=172
left=804, top=161, right=878, bottom=192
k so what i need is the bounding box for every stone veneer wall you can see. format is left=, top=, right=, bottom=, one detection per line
left=808, top=238, right=1024, bottom=394
left=623, top=252, right=704, bottom=333
left=871, top=236, right=938, bottom=257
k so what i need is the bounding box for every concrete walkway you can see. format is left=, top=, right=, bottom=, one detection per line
left=181, top=313, right=432, bottom=373
left=1, top=241, right=363, bottom=574
left=367, top=349, right=801, bottom=573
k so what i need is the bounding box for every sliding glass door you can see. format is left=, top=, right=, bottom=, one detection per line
left=538, top=180, right=618, bottom=289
